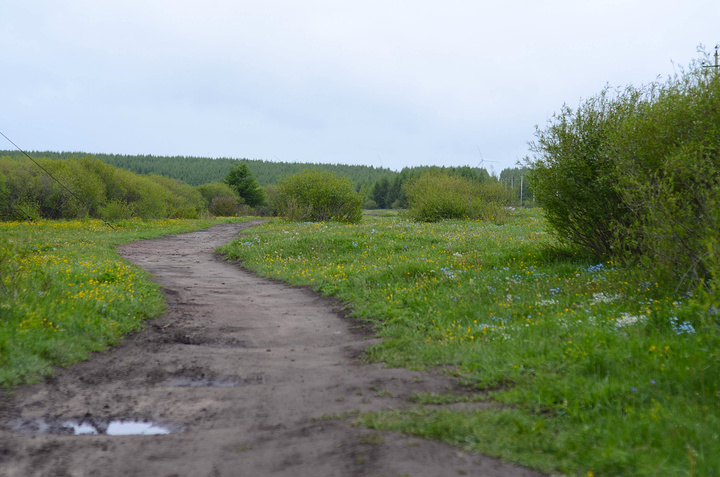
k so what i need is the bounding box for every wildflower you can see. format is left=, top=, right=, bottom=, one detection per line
left=590, top=292, right=623, bottom=304
left=614, top=313, right=646, bottom=330
left=669, top=317, right=696, bottom=335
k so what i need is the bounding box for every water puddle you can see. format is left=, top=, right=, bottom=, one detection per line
left=106, top=421, right=171, bottom=436
left=8, top=417, right=179, bottom=436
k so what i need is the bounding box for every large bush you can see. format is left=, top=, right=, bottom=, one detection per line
left=527, top=52, right=720, bottom=293
left=196, top=182, right=240, bottom=207
left=274, top=169, right=362, bottom=223
left=0, top=156, right=204, bottom=220
left=611, top=67, right=720, bottom=290
left=527, top=89, right=638, bottom=255
left=405, top=171, right=511, bottom=223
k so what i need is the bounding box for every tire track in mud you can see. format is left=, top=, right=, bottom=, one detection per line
left=0, top=221, right=545, bottom=477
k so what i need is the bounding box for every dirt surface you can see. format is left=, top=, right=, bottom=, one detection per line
left=0, top=221, right=546, bottom=477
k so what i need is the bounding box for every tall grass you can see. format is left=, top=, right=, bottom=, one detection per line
left=220, top=209, right=719, bottom=477
left=0, top=217, right=245, bottom=387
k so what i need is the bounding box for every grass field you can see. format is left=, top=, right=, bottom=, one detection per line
left=0, top=217, right=246, bottom=387
left=220, top=209, right=719, bottom=477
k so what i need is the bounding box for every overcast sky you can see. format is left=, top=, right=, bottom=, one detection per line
left=2, top=1, right=718, bottom=173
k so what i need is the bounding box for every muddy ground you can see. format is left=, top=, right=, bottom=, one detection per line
left=0, top=221, right=546, bottom=477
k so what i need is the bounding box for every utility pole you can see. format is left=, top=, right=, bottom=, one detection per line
left=520, top=175, right=524, bottom=207
left=703, top=45, right=719, bottom=72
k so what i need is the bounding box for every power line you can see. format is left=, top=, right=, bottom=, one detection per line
left=0, top=131, right=115, bottom=230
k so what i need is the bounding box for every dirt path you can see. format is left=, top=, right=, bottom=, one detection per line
left=0, top=222, right=545, bottom=477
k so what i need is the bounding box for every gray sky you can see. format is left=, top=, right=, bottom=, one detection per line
left=2, top=1, right=718, bottom=173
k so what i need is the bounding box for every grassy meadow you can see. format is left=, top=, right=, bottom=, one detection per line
left=0, top=217, right=246, bottom=387
left=220, top=209, right=719, bottom=477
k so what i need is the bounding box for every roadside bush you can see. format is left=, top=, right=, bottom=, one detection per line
left=0, top=156, right=206, bottom=221
left=274, top=169, right=362, bottom=223
left=528, top=50, right=720, bottom=293
left=209, top=196, right=241, bottom=216
left=98, top=199, right=134, bottom=221
left=196, top=182, right=240, bottom=207
left=611, top=66, right=720, bottom=290
left=527, top=89, right=637, bottom=255
left=405, top=171, right=510, bottom=223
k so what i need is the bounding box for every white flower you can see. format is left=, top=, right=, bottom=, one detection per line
left=591, top=292, right=623, bottom=304
left=615, top=314, right=646, bottom=328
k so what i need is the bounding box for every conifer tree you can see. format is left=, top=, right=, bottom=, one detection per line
left=223, top=163, right=266, bottom=207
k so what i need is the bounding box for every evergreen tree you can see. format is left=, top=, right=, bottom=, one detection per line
left=223, top=163, right=266, bottom=207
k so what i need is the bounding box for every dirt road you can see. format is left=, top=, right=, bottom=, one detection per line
left=0, top=221, right=545, bottom=477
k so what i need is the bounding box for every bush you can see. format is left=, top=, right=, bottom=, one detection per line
left=405, top=171, right=510, bottom=223
left=274, top=169, right=362, bottom=223
left=99, top=199, right=134, bottom=221
left=196, top=182, right=240, bottom=207
left=610, top=66, right=720, bottom=290
left=208, top=195, right=241, bottom=217
left=527, top=50, right=720, bottom=293
left=0, top=156, right=206, bottom=221
left=527, top=89, right=637, bottom=255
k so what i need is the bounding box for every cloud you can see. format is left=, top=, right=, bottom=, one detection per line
left=2, top=0, right=718, bottom=172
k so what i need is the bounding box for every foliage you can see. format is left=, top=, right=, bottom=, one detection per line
left=610, top=66, right=720, bottom=292
left=527, top=51, right=720, bottom=295
left=223, top=163, right=266, bottom=207
left=220, top=211, right=720, bottom=476
left=0, top=150, right=399, bottom=189
left=0, top=156, right=205, bottom=221
left=195, top=182, right=240, bottom=207
left=368, top=165, right=492, bottom=210
left=0, top=217, right=245, bottom=387
left=405, top=171, right=511, bottom=223
left=527, top=89, right=634, bottom=255
left=499, top=167, right=534, bottom=206
left=208, top=196, right=241, bottom=217
left=274, top=169, right=363, bottom=223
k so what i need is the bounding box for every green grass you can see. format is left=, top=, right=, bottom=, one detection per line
left=219, top=209, right=720, bottom=477
left=0, top=217, right=247, bottom=387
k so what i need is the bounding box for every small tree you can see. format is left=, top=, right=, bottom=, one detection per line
left=223, top=163, right=266, bottom=207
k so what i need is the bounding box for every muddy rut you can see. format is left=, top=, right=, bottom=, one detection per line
left=0, top=221, right=544, bottom=477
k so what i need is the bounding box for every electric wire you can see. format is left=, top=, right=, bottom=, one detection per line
left=0, top=131, right=115, bottom=230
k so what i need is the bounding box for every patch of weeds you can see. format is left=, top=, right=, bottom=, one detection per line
left=409, top=392, right=473, bottom=405
left=0, top=217, right=247, bottom=387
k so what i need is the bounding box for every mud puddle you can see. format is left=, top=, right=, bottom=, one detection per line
left=9, top=417, right=177, bottom=436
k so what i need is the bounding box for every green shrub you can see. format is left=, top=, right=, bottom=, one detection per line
left=196, top=182, right=240, bottom=207
left=0, top=156, right=206, bottom=221
left=528, top=50, right=720, bottom=293
left=610, top=68, right=720, bottom=290
left=405, top=171, right=510, bottom=223
left=99, top=199, right=134, bottom=221
left=208, top=195, right=241, bottom=216
left=274, top=169, right=362, bottom=223
left=527, top=89, right=637, bottom=255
